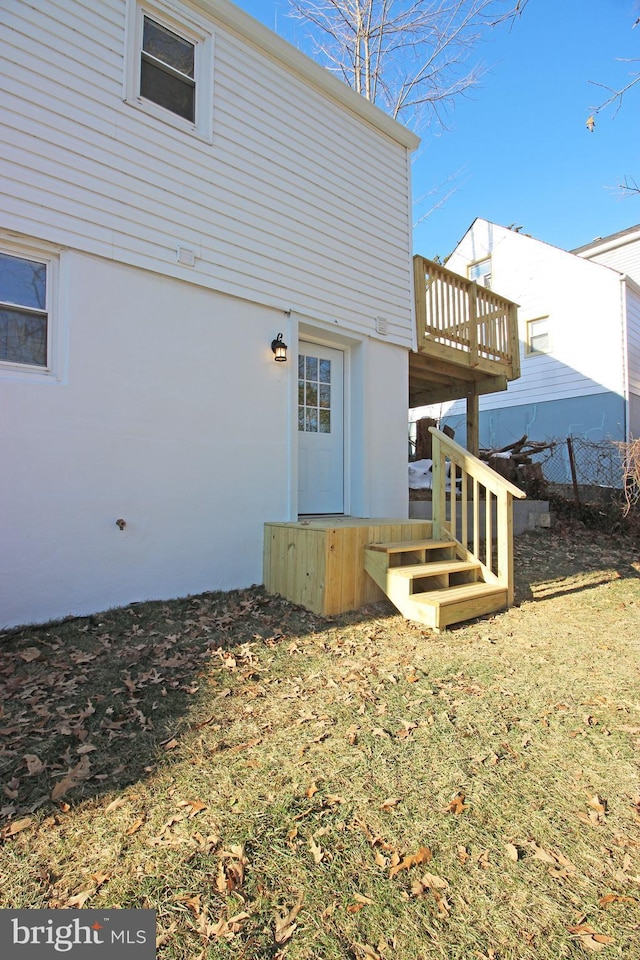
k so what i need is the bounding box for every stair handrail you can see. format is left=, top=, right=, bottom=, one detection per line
left=429, top=427, right=526, bottom=606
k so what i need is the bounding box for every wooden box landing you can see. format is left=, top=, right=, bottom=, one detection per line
left=264, top=517, right=433, bottom=616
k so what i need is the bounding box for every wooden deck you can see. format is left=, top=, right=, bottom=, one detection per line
left=410, top=256, right=520, bottom=407
left=263, top=517, right=432, bottom=616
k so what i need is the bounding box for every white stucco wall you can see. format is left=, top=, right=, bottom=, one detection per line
left=1, top=252, right=410, bottom=628
left=1, top=252, right=293, bottom=627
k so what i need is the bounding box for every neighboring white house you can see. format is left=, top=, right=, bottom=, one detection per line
left=438, top=218, right=640, bottom=452
left=574, top=223, right=640, bottom=286
left=0, top=0, right=419, bottom=628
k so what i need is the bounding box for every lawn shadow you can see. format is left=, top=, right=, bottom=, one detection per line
left=513, top=526, right=639, bottom=603
left=0, top=587, right=397, bottom=825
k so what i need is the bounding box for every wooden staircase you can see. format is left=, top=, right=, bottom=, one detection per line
left=364, top=428, right=526, bottom=631
left=364, top=538, right=507, bottom=630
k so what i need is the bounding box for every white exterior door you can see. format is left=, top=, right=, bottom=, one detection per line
left=298, top=341, right=344, bottom=515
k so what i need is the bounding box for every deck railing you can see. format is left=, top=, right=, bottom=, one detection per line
left=413, top=256, right=520, bottom=380
left=430, top=428, right=526, bottom=605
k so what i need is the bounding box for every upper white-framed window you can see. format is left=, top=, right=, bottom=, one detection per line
left=468, top=257, right=492, bottom=289
left=0, top=239, right=63, bottom=382
left=124, top=0, right=214, bottom=142
left=525, top=316, right=551, bottom=357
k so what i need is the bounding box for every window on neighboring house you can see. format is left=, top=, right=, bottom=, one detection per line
left=468, top=257, right=492, bottom=289
left=526, top=316, right=551, bottom=356
left=125, top=1, right=214, bottom=142
left=0, top=252, right=48, bottom=368
left=141, top=16, right=195, bottom=122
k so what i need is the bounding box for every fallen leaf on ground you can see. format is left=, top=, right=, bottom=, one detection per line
left=50, top=756, right=91, bottom=800
left=309, top=836, right=324, bottom=864
left=126, top=816, right=145, bottom=835
left=446, top=792, right=468, bottom=815
left=411, top=871, right=449, bottom=896
left=19, top=647, right=41, bottom=662
left=24, top=754, right=46, bottom=776
left=66, top=888, right=94, bottom=908
left=380, top=797, right=402, bottom=810
left=1, top=817, right=33, bottom=839
left=211, top=912, right=250, bottom=939
left=599, top=893, right=637, bottom=907
left=389, top=846, right=432, bottom=878
left=178, top=799, right=207, bottom=817
left=176, top=893, right=202, bottom=916
left=274, top=898, right=303, bottom=944
left=568, top=923, right=614, bottom=951
left=353, top=944, right=380, bottom=960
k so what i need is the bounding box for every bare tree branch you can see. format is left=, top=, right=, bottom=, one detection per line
left=412, top=165, right=468, bottom=226
left=618, top=175, right=640, bottom=196
left=288, top=0, right=529, bottom=131
left=589, top=65, right=640, bottom=119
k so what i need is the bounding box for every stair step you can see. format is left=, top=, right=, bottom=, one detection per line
left=387, top=560, right=480, bottom=579
left=411, top=581, right=505, bottom=609
left=366, top=539, right=455, bottom=554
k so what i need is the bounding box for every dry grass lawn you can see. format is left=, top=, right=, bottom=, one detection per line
left=1, top=520, right=639, bottom=959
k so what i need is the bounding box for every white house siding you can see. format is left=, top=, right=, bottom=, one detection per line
left=0, top=0, right=415, bottom=345
left=626, top=285, right=640, bottom=438
left=440, top=221, right=628, bottom=447
left=577, top=228, right=640, bottom=288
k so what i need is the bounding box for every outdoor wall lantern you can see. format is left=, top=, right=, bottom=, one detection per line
left=271, top=333, right=288, bottom=362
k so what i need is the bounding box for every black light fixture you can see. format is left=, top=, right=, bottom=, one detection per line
left=271, top=332, right=288, bottom=362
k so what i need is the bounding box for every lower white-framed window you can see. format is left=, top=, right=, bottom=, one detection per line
left=125, top=0, right=214, bottom=143
left=526, top=316, right=551, bottom=356
left=0, top=241, right=61, bottom=381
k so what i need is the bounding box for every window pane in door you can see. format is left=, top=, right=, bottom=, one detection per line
left=298, top=352, right=333, bottom=433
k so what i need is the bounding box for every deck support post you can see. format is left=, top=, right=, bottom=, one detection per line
left=466, top=386, right=479, bottom=458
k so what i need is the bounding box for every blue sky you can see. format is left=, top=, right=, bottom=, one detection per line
left=233, top=0, right=640, bottom=259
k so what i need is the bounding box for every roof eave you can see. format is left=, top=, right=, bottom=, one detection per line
left=196, top=0, right=420, bottom=151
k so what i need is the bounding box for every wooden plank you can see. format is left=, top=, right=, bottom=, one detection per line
left=387, top=560, right=480, bottom=579
left=460, top=469, right=469, bottom=550
left=411, top=582, right=505, bottom=607
left=485, top=491, right=493, bottom=573
left=366, top=539, right=454, bottom=553
left=466, top=387, right=479, bottom=458
left=339, top=523, right=358, bottom=614
left=413, top=256, right=427, bottom=346
left=497, top=492, right=515, bottom=605
left=324, top=528, right=343, bottom=615
left=428, top=428, right=526, bottom=499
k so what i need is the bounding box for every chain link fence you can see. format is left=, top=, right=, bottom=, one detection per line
left=536, top=437, right=625, bottom=503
